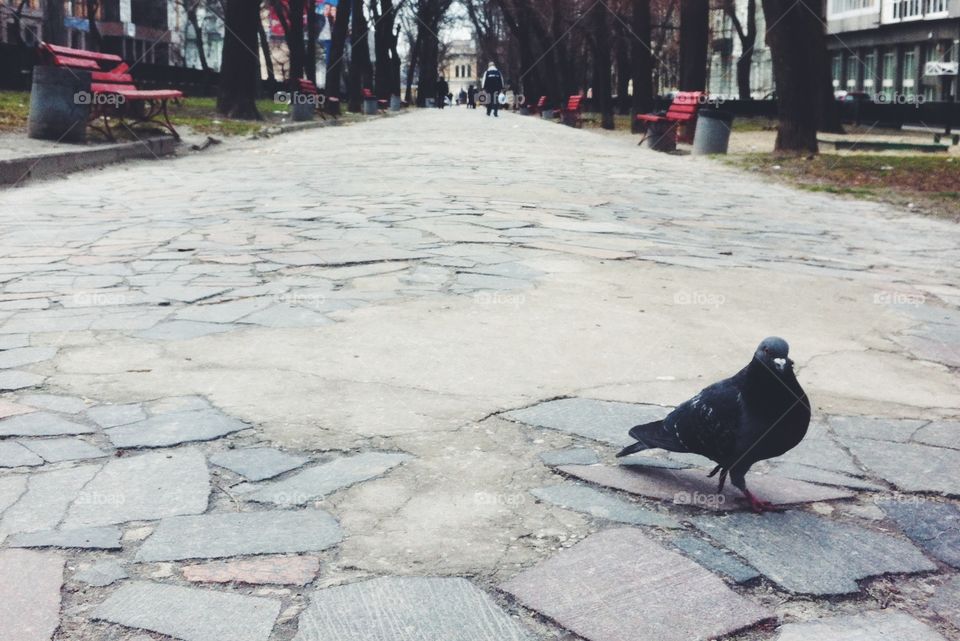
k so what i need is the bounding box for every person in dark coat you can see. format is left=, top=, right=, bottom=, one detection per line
left=467, top=84, right=477, bottom=109
left=481, top=62, right=504, bottom=117
left=436, top=76, right=449, bottom=109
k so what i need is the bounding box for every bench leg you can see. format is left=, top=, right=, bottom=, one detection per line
left=158, top=100, right=180, bottom=140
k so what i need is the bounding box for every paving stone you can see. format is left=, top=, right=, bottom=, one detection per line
left=538, top=448, right=600, bottom=466
left=0, top=464, right=99, bottom=541
left=137, top=320, right=236, bottom=341
left=775, top=610, right=949, bottom=641
left=0, top=346, right=57, bottom=369
left=18, top=394, right=88, bottom=414
left=135, top=509, right=342, bottom=561
left=86, top=404, right=146, bottom=428
left=504, top=398, right=667, bottom=446
left=63, top=448, right=210, bottom=528
left=209, top=447, right=309, bottom=481
left=238, top=303, right=333, bottom=328
left=9, top=526, right=122, bottom=550
left=0, top=399, right=35, bottom=419
left=560, top=464, right=854, bottom=511
left=143, top=285, right=231, bottom=303
left=0, top=370, right=45, bottom=391
left=105, top=408, right=249, bottom=448
left=772, top=462, right=885, bottom=491
left=173, top=297, right=274, bottom=323
left=182, top=555, right=320, bottom=585
left=74, top=559, right=128, bottom=587
left=828, top=415, right=927, bottom=443
left=668, top=535, right=760, bottom=583
left=691, top=510, right=936, bottom=594
left=0, top=475, right=28, bottom=514
left=912, top=420, right=960, bottom=450
left=0, top=441, right=43, bottom=467
left=844, top=439, right=960, bottom=495
left=929, top=576, right=960, bottom=630
left=0, top=334, right=29, bottom=350
left=294, top=576, right=531, bottom=641
left=501, top=528, right=771, bottom=641
left=531, top=483, right=681, bottom=528
left=20, top=437, right=107, bottom=462
left=147, top=395, right=211, bottom=414
left=878, top=499, right=960, bottom=568
left=241, top=451, right=411, bottom=506
left=0, top=412, right=95, bottom=436
left=0, top=549, right=63, bottom=641
left=618, top=455, right=691, bottom=470
left=92, top=581, right=281, bottom=641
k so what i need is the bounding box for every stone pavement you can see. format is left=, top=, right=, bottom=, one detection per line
left=0, top=107, right=958, bottom=641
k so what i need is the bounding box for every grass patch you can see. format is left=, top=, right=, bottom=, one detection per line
left=0, top=91, right=30, bottom=132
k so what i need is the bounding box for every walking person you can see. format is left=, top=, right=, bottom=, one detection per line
left=481, top=62, right=504, bottom=117
left=467, top=84, right=477, bottom=109
left=436, top=76, right=449, bottom=109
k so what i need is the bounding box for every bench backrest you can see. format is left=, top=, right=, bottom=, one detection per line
left=297, top=78, right=318, bottom=94
left=566, top=95, right=583, bottom=111
left=90, top=70, right=137, bottom=94
left=537, top=95, right=547, bottom=108
left=665, top=91, right=703, bottom=121
left=39, top=42, right=122, bottom=71
left=362, top=88, right=375, bottom=99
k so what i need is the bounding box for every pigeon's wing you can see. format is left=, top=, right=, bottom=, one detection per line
left=665, top=374, right=745, bottom=463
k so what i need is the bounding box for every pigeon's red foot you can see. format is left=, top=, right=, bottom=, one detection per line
left=744, top=491, right=776, bottom=513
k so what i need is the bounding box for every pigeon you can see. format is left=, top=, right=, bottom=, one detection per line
left=616, top=337, right=810, bottom=512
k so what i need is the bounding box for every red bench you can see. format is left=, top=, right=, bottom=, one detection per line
left=561, top=95, right=584, bottom=128
left=38, top=42, right=182, bottom=140
left=294, top=78, right=329, bottom=119
left=636, top=91, right=704, bottom=145
left=528, top=95, right=547, bottom=115
left=362, top=88, right=388, bottom=113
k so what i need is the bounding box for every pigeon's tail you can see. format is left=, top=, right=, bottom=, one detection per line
left=616, top=420, right=685, bottom=457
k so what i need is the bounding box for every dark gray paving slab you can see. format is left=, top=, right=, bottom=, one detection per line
left=0, top=441, right=43, bottom=467
left=137, top=320, right=236, bottom=341
left=9, top=526, right=122, bottom=550
left=241, top=452, right=411, bottom=506
left=531, top=483, right=681, bottom=528
left=209, top=447, right=310, bottom=481
left=147, top=395, right=211, bottom=414
left=0, top=464, right=99, bottom=540
left=618, top=455, right=692, bottom=470
left=828, top=415, right=927, bottom=443
left=238, top=304, right=333, bottom=328
left=20, top=437, right=107, bottom=462
left=0, top=412, right=94, bottom=436
left=18, top=394, right=87, bottom=414
left=74, top=559, right=128, bottom=587
left=538, top=448, right=600, bottom=466
left=844, top=439, right=960, bottom=495
left=63, top=448, right=210, bottom=528
left=86, top=404, right=146, bottom=428
left=775, top=610, right=949, bottom=641
left=504, top=398, right=667, bottom=446
left=772, top=462, right=885, bottom=491
left=929, top=576, right=960, bottom=630
left=92, top=581, right=280, bottom=641
left=0, top=549, right=63, bottom=641
left=878, top=499, right=960, bottom=568
left=913, top=420, right=960, bottom=450
left=692, top=510, right=936, bottom=594
left=560, top=464, right=854, bottom=511
left=668, top=535, right=760, bottom=583
left=501, top=528, right=772, bottom=641
left=293, top=576, right=531, bottom=641
left=135, top=509, right=343, bottom=561
left=0, top=370, right=45, bottom=391
left=0, top=346, right=57, bottom=369
left=105, top=408, right=249, bottom=448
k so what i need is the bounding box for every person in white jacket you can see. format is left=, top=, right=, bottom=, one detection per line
left=481, top=62, right=504, bottom=117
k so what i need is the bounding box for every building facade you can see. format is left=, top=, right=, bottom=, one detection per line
left=442, top=39, right=478, bottom=98
left=707, top=3, right=776, bottom=99
left=826, top=0, right=959, bottom=101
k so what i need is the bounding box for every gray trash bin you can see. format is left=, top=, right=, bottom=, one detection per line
left=28, top=65, right=91, bottom=143
left=390, top=95, right=402, bottom=111
left=291, top=94, right=314, bottom=122
left=693, top=109, right=734, bottom=155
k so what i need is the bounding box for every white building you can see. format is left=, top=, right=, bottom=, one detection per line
left=707, top=2, right=775, bottom=99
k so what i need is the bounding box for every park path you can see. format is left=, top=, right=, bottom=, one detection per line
left=0, top=108, right=958, bottom=641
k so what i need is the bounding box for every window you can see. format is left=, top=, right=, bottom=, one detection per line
left=832, top=55, right=842, bottom=89
left=830, top=0, right=877, bottom=15
left=863, top=52, right=877, bottom=92
left=846, top=56, right=859, bottom=89
left=881, top=52, right=896, bottom=100
left=902, top=50, right=916, bottom=97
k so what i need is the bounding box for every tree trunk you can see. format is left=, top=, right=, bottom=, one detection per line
left=762, top=0, right=819, bottom=152
left=258, top=15, right=275, bottom=82
left=86, top=0, right=101, bottom=51
left=288, top=0, right=306, bottom=83
left=726, top=0, right=755, bottom=99
left=42, top=0, right=66, bottom=46
left=591, top=3, right=613, bottom=129
left=374, top=0, right=397, bottom=99
left=325, top=0, right=352, bottom=114
left=306, top=0, right=318, bottom=83
left=217, top=0, right=263, bottom=119
left=614, top=32, right=630, bottom=114
left=347, top=0, right=371, bottom=111
left=405, top=30, right=420, bottom=104
left=679, top=0, right=708, bottom=91
left=814, top=2, right=843, bottom=133
left=630, top=0, right=654, bottom=132
left=188, top=5, right=211, bottom=72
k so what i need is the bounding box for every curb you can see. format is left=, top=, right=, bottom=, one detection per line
left=0, top=136, right=179, bottom=188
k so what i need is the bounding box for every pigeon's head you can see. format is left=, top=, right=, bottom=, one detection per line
left=755, top=336, right=793, bottom=372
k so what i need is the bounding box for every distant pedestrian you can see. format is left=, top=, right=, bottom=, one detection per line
left=467, top=84, right=477, bottom=109
left=481, top=62, right=504, bottom=117
left=436, top=76, right=449, bottom=109
left=458, top=88, right=467, bottom=105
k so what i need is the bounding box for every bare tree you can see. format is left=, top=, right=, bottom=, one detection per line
left=679, top=0, right=708, bottom=91
left=42, top=0, right=66, bottom=46
left=217, top=0, right=263, bottom=119
left=723, top=0, right=755, bottom=99
left=325, top=0, right=352, bottom=113
left=630, top=0, right=654, bottom=131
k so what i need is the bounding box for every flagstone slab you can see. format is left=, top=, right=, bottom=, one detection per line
left=0, top=399, right=34, bottom=419
left=618, top=455, right=691, bottom=470
left=560, top=464, right=854, bottom=511
left=772, top=462, right=885, bottom=491
left=504, top=398, right=667, bottom=446
left=0, top=371, right=44, bottom=391
left=20, top=437, right=107, bottom=462
left=63, top=448, right=210, bottom=528
left=86, top=404, right=146, bottom=428
left=531, top=484, right=681, bottom=528
left=74, top=559, right=128, bottom=587
left=669, top=535, right=760, bottom=583
left=9, top=526, right=122, bottom=550
left=775, top=610, right=949, bottom=641
left=92, top=581, right=280, bottom=641
left=241, top=452, right=411, bottom=506
left=105, top=408, right=249, bottom=448
left=0, top=549, right=63, bottom=641
left=0, top=475, right=28, bottom=514
left=137, top=320, right=236, bottom=341
left=294, top=576, right=531, bottom=641
left=0, top=346, right=57, bottom=369
left=929, top=576, right=960, bottom=629
left=691, top=511, right=936, bottom=595
left=0, top=464, right=99, bottom=541
left=878, top=499, right=960, bottom=568
left=182, top=555, right=320, bottom=585
left=18, top=394, right=87, bottom=414
left=538, top=448, right=600, bottom=466
left=0, top=412, right=95, bottom=437
left=135, top=509, right=342, bottom=561
left=912, top=420, right=960, bottom=450
left=828, top=415, right=927, bottom=443
left=0, top=441, right=43, bottom=467
left=209, top=447, right=310, bottom=481
left=501, top=528, right=772, bottom=641
left=844, top=439, right=960, bottom=495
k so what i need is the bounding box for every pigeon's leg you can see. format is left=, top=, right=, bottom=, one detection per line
left=730, top=468, right=775, bottom=513
left=706, top=465, right=728, bottom=493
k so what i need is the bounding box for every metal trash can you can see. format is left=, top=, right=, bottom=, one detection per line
left=644, top=119, right=676, bottom=152
left=390, top=95, right=402, bottom=111
left=693, top=109, right=734, bottom=155
left=363, top=97, right=378, bottom=115
left=291, top=95, right=314, bottom=121
left=28, top=65, right=91, bottom=143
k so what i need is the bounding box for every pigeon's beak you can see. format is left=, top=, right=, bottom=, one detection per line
left=773, top=357, right=788, bottom=371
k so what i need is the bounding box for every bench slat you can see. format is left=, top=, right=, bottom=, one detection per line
left=45, top=43, right=122, bottom=63
left=52, top=55, right=100, bottom=70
